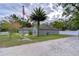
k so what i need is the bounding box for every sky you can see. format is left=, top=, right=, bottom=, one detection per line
left=0, top=3, right=64, bottom=23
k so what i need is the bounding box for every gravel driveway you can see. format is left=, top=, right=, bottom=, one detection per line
left=0, top=37, right=79, bottom=56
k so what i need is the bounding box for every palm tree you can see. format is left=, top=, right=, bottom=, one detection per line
left=30, top=7, right=47, bottom=36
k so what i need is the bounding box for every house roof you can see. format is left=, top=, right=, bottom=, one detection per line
left=39, top=24, right=58, bottom=30
left=19, top=27, right=32, bottom=31
left=19, top=24, right=59, bottom=31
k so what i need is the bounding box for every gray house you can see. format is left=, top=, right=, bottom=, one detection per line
left=33, top=24, right=59, bottom=36
left=19, top=27, right=33, bottom=34
left=19, top=24, right=59, bottom=36
left=39, top=24, right=59, bottom=35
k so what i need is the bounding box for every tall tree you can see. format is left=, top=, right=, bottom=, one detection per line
left=67, top=13, right=79, bottom=30
left=10, top=14, right=32, bottom=28
left=52, top=20, right=65, bottom=30
left=59, top=3, right=79, bottom=18
left=30, top=7, right=47, bottom=36
left=1, top=20, right=21, bottom=38
left=59, top=3, right=79, bottom=30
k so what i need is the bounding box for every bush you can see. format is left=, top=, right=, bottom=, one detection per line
left=28, top=30, right=32, bottom=35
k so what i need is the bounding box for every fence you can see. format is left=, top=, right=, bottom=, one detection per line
left=0, top=32, right=9, bottom=35
left=59, top=30, right=79, bottom=36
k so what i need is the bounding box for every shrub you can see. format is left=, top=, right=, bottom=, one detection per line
left=28, top=30, right=32, bottom=35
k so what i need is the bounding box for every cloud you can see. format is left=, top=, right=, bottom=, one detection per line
left=0, top=3, right=64, bottom=23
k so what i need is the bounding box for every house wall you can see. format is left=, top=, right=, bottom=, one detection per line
left=19, top=30, right=29, bottom=34
left=19, top=27, right=79, bottom=36
left=19, top=28, right=33, bottom=34
left=59, top=30, right=79, bottom=35
left=39, top=29, right=59, bottom=35
left=22, top=26, right=60, bottom=35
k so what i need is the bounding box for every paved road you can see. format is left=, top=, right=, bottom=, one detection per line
left=0, top=37, right=79, bottom=56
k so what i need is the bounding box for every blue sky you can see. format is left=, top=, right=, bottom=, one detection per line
left=0, top=3, right=64, bottom=22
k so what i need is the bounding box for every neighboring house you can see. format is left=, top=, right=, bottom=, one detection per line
left=19, top=27, right=32, bottom=34
left=38, top=24, right=59, bottom=35
left=19, top=24, right=59, bottom=35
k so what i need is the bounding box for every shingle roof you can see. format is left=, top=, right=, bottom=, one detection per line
left=39, top=24, right=58, bottom=30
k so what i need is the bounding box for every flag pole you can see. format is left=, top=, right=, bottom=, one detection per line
left=22, top=6, right=25, bottom=20
left=22, top=6, right=25, bottom=38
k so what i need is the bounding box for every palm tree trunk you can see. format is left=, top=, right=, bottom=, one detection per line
left=37, top=20, right=40, bottom=37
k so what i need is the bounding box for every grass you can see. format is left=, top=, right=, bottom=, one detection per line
left=27, top=34, right=69, bottom=42
left=0, top=33, right=30, bottom=47
left=0, top=33, right=69, bottom=47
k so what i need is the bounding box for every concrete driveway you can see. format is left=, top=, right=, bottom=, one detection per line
left=0, top=37, right=79, bottom=56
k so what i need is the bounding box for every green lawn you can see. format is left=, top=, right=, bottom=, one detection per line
left=27, top=34, right=69, bottom=42
left=0, top=33, right=69, bottom=47
left=0, top=33, right=31, bottom=47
